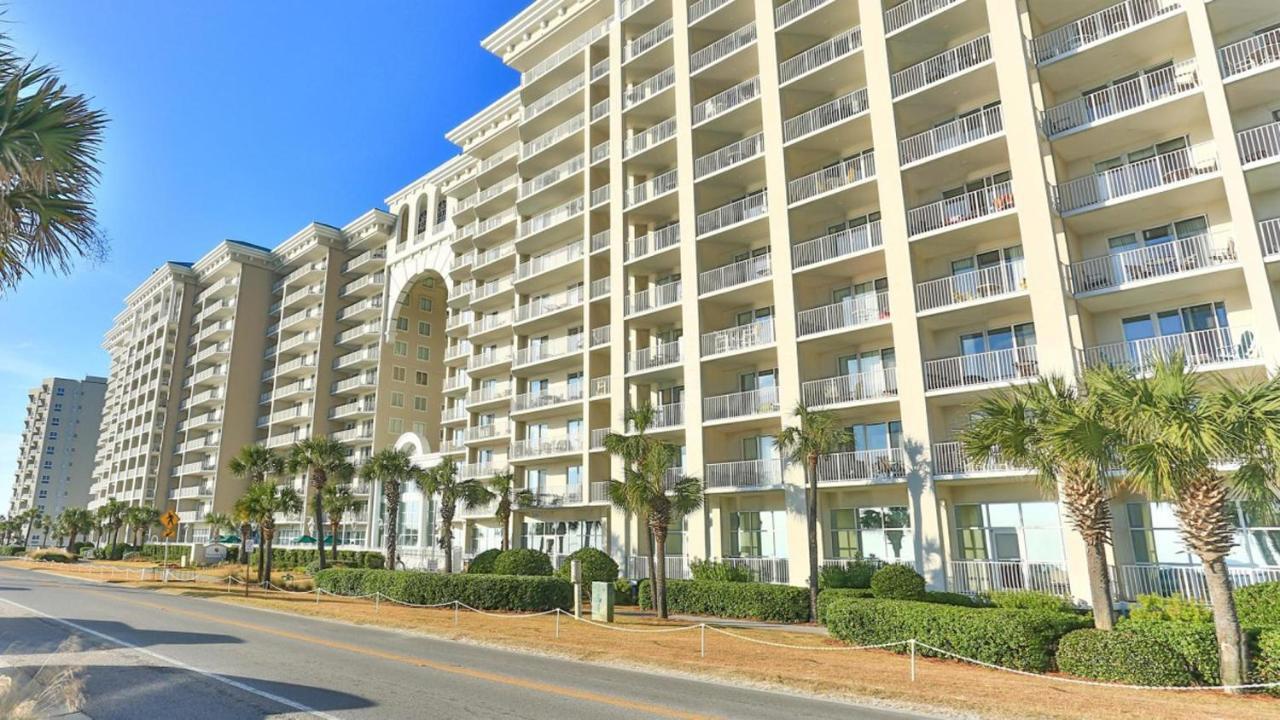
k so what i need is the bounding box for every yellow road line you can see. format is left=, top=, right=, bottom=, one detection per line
left=77, top=583, right=719, bottom=720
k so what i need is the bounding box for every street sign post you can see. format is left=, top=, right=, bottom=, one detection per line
left=159, top=510, right=179, bottom=582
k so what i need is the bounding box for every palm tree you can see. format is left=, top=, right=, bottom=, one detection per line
left=286, top=437, right=351, bottom=571
left=228, top=444, right=282, bottom=561
left=420, top=459, right=490, bottom=573
left=1092, top=358, right=1280, bottom=690
left=486, top=470, right=532, bottom=551
left=124, top=505, right=160, bottom=547
left=774, top=403, right=851, bottom=622
left=359, top=447, right=420, bottom=570
left=203, top=512, right=234, bottom=543
left=961, top=375, right=1118, bottom=630
left=60, top=508, right=93, bottom=552
left=321, top=483, right=364, bottom=558
left=0, top=35, right=110, bottom=294
left=606, top=437, right=702, bottom=619
left=21, top=508, right=43, bottom=547
left=95, top=500, right=127, bottom=552
left=238, top=482, right=303, bottom=586
left=36, top=514, right=53, bottom=547
left=604, top=405, right=661, bottom=584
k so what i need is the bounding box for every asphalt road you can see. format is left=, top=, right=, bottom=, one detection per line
left=0, top=564, right=935, bottom=720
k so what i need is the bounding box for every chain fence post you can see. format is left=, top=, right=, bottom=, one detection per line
left=910, top=639, right=916, bottom=682
left=555, top=609, right=560, bottom=639
left=374, top=592, right=381, bottom=614
left=700, top=624, right=705, bottom=658
left=454, top=600, right=459, bottom=626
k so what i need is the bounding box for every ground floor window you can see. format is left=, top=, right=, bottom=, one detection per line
left=399, top=493, right=421, bottom=547
left=728, top=510, right=787, bottom=558
left=1128, top=501, right=1280, bottom=568
left=468, top=525, right=502, bottom=554
left=522, top=519, right=603, bottom=557
left=829, top=506, right=913, bottom=563
left=954, top=501, right=1064, bottom=565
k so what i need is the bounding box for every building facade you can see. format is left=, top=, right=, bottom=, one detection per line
left=10, top=376, right=106, bottom=545
left=85, top=0, right=1280, bottom=605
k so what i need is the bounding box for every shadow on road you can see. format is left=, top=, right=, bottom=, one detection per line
left=1, top=664, right=374, bottom=719
left=0, top=617, right=243, bottom=653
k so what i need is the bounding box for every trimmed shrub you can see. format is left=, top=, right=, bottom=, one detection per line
left=818, top=560, right=877, bottom=590
left=613, top=578, right=637, bottom=606
left=554, top=547, right=619, bottom=587
left=816, top=588, right=874, bottom=624
left=493, top=548, right=553, bottom=576
left=29, top=548, right=77, bottom=563
left=315, top=568, right=572, bottom=611
left=870, top=564, right=925, bottom=601
left=1237, top=582, right=1280, bottom=628
left=1057, top=628, right=1196, bottom=686
left=467, top=549, right=503, bottom=574
left=1127, top=594, right=1214, bottom=625
left=924, top=591, right=978, bottom=607
left=71, top=541, right=94, bottom=554
left=362, top=552, right=384, bottom=569
left=986, top=590, right=1075, bottom=614
left=639, top=579, right=810, bottom=623
left=1256, top=628, right=1280, bottom=692
left=248, top=548, right=380, bottom=571
left=689, top=559, right=753, bottom=583
left=0, top=545, right=26, bottom=557
left=1118, top=620, right=1223, bottom=685
left=825, top=597, right=1089, bottom=672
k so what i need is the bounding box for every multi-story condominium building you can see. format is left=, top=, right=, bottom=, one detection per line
left=10, top=376, right=107, bottom=545
left=84, top=0, right=1280, bottom=605
left=373, top=0, right=1280, bottom=605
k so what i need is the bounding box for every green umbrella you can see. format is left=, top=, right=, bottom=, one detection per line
left=322, top=535, right=334, bottom=544
left=216, top=535, right=240, bottom=544
left=296, top=535, right=317, bottom=544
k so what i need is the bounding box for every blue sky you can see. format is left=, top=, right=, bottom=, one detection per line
left=0, top=0, right=528, bottom=509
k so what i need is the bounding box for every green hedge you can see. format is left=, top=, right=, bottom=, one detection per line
left=870, top=564, right=925, bottom=600
left=1237, top=582, right=1280, bottom=628
left=315, top=568, right=572, bottom=611
left=640, top=579, right=810, bottom=623
left=249, top=548, right=382, bottom=570
left=467, top=549, right=503, bottom=574
left=613, top=579, right=637, bottom=606
left=1118, top=621, right=1222, bottom=685
left=0, top=545, right=25, bottom=556
left=818, top=560, right=877, bottom=589
left=986, top=590, right=1075, bottom=614
left=816, top=588, right=874, bottom=624
left=493, top=548, right=553, bottom=576
left=1126, top=594, right=1214, bottom=624
left=1057, top=628, right=1197, bottom=686
left=688, top=559, right=753, bottom=582
left=130, top=545, right=193, bottom=563
left=1257, top=628, right=1280, bottom=692
left=924, top=591, right=978, bottom=607
left=553, top=548, right=618, bottom=587
left=825, top=597, right=1089, bottom=672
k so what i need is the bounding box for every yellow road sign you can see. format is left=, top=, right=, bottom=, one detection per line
left=160, top=510, right=180, bottom=538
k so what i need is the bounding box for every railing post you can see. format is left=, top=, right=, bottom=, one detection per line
left=910, top=638, right=917, bottom=682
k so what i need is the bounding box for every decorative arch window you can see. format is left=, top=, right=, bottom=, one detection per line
left=434, top=198, right=448, bottom=226
left=416, top=208, right=430, bottom=234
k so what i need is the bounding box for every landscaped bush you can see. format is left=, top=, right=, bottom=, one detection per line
left=29, top=548, right=77, bottom=563
left=248, top=548, right=380, bottom=571
left=688, top=559, right=753, bottom=583
left=1126, top=594, right=1214, bottom=624
left=315, top=568, right=572, bottom=611
left=1236, top=582, right=1280, bottom=627
left=362, top=551, right=384, bottom=569
left=1256, top=628, right=1280, bottom=693
left=1118, top=620, right=1221, bottom=685
left=924, top=591, right=978, bottom=607
left=0, top=545, right=26, bottom=557
left=493, top=548, right=553, bottom=576
left=554, top=547, right=619, bottom=588
left=818, top=560, right=877, bottom=589
left=816, top=588, right=874, bottom=624
left=639, top=579, right=810, bottom=623
left=869, top=564, right=925, bottom=601
left=467, top=548, right=503, bottom=574
left=986, top=590, right=1075, bottom=614
left=1057, top=628, right=1196, bottom=686
left=824, top=597, right=1089, bottom=672
left=132, top=544, right=193, bottom=564
left=613, top=578, right=636, bottom=606
left=71, top=541, right=94, bottom=554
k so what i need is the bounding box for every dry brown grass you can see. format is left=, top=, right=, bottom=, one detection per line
left=17, top=561, right=1280, bottom=720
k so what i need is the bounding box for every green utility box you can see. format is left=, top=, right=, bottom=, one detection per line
left=591, top=581, right=615, bottom=622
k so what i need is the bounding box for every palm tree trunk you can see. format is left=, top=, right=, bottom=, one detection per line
left=499, top=505, right=510, bottom=551
left=645, top=523, right=656, bottom=601
left=331, top=520, right=340, bottom=558
left=1202, top=554, right=1248, bottom=691
left=806, top=457, right=820, bottom=623
left=1083, top=539, right=1115, bottom=630
left=256, top=526, right=266, bottom=581
left=385, top=496, right=399, bottom=570
left=653, top=525, right=668, bottom=619
left=263, top=528, right=274, bottom=587
left=312, top=472, right=326, bottom=570
left=441, top=506, right=455, bottom=574
left=66, top=531, right=77, bottom=553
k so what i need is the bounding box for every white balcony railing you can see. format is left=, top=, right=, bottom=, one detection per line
left=900, top=104, right=1002, bottom=165
left=690, top=23, right=757, bottom=75
left=931, top=441, right=1028, bottom=476
left=698, top=253, right=771, bottom=295
left=907, top=180, right=1014, bottom=236
left=690, top=0, right=731, bottom=24
left=696, top=192, right=767, bottom=237
left=948, top=560, right=1070, bottom=597
left=796, top=292, right=889, bottom=337
left=779, top=26, right=861, bottom=84
left=1116, top=564, right=1280, bottom=603
left=1219, top=25, right=1280, bottom=79
left=1043, top=60, right=1198, bottom=137
left=624, top=67, right=675, bottom=109
left=590, top=325, right=611, bottom=347
left=521, top=197, right=585, bottom=239
left=783, top=88, right=869, bottom=143
left=517, top=241, right=583, bottom=281
left=522, top=19, right=610, bottom=86
left=818, top=448, right=907, bottom=484
left=624, top=19, right=673, bottom=63
left=1238, top=120, right=1280, bottom=167
left=701, top=318, right=775, bottom=357
left=692, top=76, right=760, bottom=126
left=627, top=339, right=682, bottom=373
left=775, top=0, right=833, bottom=28
left=792, top=221, right=882, bottom=268
left=1261, top=218, right=1280, bottom=257
left=624, top=281, right=681, bottom=316
left=1031, top=0, right=1182, bottom=66
left=626, top=223, right=681, bottom=261
left=466, top=347, right=512, bottom=371
left=522, top=115, right=585, bottom=159
left=891, top=35, right=990, bottom=98
left=694, top=133, right=764, bottom=179
left=627, top=555, right=691, bottom=581
left=512, top=434, right=585, bottom=461
left=703, top=386, right=779, bottom=421
left=1081, top=326, right=1257, bottom=372
left=624, top=169, right=678, bottom=208
left=788, top=152, right=874, bottom=204
left=1068, top=232, right=1236, bottom=295
left=705, top=459, right=782, bottom=489
left=524, top=74, right=584, bottom=122
left=1055, top=143, right=1218, bottom=214
left=520, top=155, right=585, bottom=199
left=624, top=117, right=677, bottom=158
left=514, top=335, right=584, bottom=367
left=924, top=345, right=1039, bottom=391
left=885, top=0, right=963, bottom=35
left=801, top=368, right=897, bottom=408
left=514, top=288, right=584, bottom=324
left=915, top=260, right=1027, bottom=312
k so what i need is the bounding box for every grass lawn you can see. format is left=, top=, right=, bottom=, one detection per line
left=14, top=559, right=1280, bottom=720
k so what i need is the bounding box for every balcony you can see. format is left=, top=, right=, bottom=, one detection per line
left=1068, top=232, right=1237, bottom=296
left=698, top=253, right=771, bottom=296
left=337, top=296, right=383, bottom=322
left=915, top=260, right=1027, bottom=314
left=590, top=377, right=610, bottom=398
left=466, top=347, right=512, bottom=372
left=590, top=277, right=610, bottom=300
left=1054, top=143, right=1219, bottom=216
left=705, top=459, right=783, bottom=490
left=474, top=243, right=515, bottom=272
left=514, top=287, right=584, bottom=326
left=623, top=18, right=673, bottom=64
left=692, top=76, right=760, bottom=126
left=1080, top=326, right=1257, bottom=373
left=907, top=180, right=1014, bottom=238
left=948, top=560, right=1070, bottom=597
left=513, top=335, right=584, bottom=368
left=783, top=88, right=869, bottom=145
left=931, top=441, right=1028, bottom=477
left=796, top=292, right=889, bottom=338
left=703, top=386, right=779, bottom=422
left=1031, top=0, right=1183, bottom=67
left=817, top=448, right=907, bottom=485
left=626, top=339, right=682, bottom=374
left=624, top=67, right=675, bottom=110
left=342, top=248, right=385, bottom=274
left=510, top=434, right=584, bottom=461
left=464, top=423, right=510, bottom=444
left=471, top=276, right=514, bottom=306
left=923, top=346, right=1039, bottom=393
left=900, top=104, right=1002, bottom=167
left=792, top=220, right=882, bottom=269
left=590, top=325, right=611, bottom=347
left=511, top=382, right=584, bottom=413
left=1219, top=25, right=1280, bottom=81
left=787, top=152, right=874, bottom=206
left=694, top=133, right=764, bottom=180
left=1261, top=218, right=1280, bottom=258
left=1042, top=60, right=1199, bottom=139
left=624, top=117, right=676, bottom=159
left=626, top=224, right=681, bottom=263
left=624, top=281, right=681, bottom=317
left=700, top=318, right=775, bottom=358
left=1238, top=120, right=1280, bottom=169
left=696, top=192, right=767, bottom=238
left=690, top=22, right=757, bottom=76
left=891, top=34, right=990, bottom=99
left=778, top=26, right=861, bottom=86
left=521, top=115, right=585, bottom=164
left=801, top=368, right=897, bottom=409
left=329, top=400, right=375, bottom=421
left=522, top=19, right=609, bottom=87
left=331, top=427, right=373, bottom=443
left=523, top=74, right=584, bottom=125
left=624, top=169, right=678, bottom=209
left=471, top=311, right=513, bottom=338
left=1115, top=564, right=1280, bottom=603
left=467, top=384, right=511, bottom=407
left=885, top=0, right=965, bottom=36
left=520, top=197, right=585, bottom=248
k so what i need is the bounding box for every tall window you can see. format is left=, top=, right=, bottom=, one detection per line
left=1128, top=501, right=1280, bottom=568
left=830, top=506, right=914, bottom=562
left=416, top=208, right=429, bottom=234
left=728, top=510, right=788, bottom=558
left=434, top=198, right=448, bottom=226
left=954, top=501, right=1064, bottom=566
